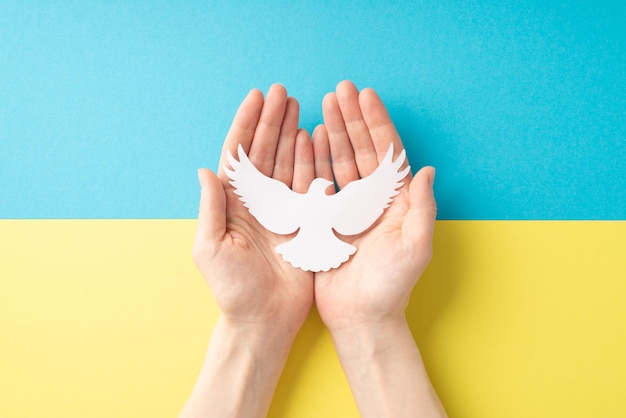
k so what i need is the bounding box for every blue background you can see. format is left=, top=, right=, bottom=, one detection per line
left=1, top=0, right=624, bottom=219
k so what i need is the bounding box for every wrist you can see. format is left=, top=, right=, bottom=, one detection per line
left=216, top=316, right=299, bottom=357
left=180, top=317, right=297, bottom=418
left=328, top=317, right=411, bottom=362
left=327, top=317, right=447, bottom=418
left=215, top=292, right=312, bottom=341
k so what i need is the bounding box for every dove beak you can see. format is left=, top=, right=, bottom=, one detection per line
left=307, top=178, right=335, bottom=194
left=322, top=179, right=335, bottom=194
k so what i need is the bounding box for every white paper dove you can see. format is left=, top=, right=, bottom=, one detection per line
left=224, top=143, right=410, bottom=272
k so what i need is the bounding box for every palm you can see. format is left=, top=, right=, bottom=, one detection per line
left=215, top=186, right=312, bottom=319
left=315, top=189, right=419, bottom=327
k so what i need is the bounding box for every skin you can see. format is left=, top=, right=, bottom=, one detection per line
left=313, top=81, right=445, bottom=418
left=180, top=81, right=446, bottom=418
left=181, top=85, right=315, bottom=418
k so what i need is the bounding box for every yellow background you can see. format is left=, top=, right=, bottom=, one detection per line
left=1, top=220, right=625, bottom=417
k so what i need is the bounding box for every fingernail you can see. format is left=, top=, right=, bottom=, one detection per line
left=429, top=167, right=436, bottom=187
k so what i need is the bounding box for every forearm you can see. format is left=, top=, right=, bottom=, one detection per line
left=330, top=318, right=446, bottom=418
left=180, top=317, right=295, bottom=418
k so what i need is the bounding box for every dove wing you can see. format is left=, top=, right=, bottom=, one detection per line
left=330, top=144, right=410, bottom=236
left=223, top=145, right=302, bottom=235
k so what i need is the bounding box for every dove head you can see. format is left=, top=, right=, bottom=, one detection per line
left=308, top=178, right=335, bottom=195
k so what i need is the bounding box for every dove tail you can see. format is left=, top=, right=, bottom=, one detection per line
left=275, top=234, right=356, bottom=272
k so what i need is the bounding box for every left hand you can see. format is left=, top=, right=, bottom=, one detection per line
left=193, top=84, right=315, bottom=336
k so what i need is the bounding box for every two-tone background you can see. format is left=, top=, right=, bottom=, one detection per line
left=1, top=1, right=625, bottom=416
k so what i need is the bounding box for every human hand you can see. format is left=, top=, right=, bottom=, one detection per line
left=311, top=81, right=444, bottom=418
left=182, top=85, right=316, bottom=418
left=193, top=84, right=315, bottom=336
left=313, top=80, right=437, bottom=332
left=183, top=82, right=444, bottom=418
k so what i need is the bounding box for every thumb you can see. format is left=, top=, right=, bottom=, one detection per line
left=402, top=166, right=437, bottom=259
left=194, top=168, right=226, bottom=247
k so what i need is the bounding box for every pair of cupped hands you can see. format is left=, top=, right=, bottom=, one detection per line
left=193, top=80, right=437, bottom=339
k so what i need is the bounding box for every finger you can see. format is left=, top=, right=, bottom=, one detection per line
left=335, top=80, right=378, bottom=177
left=272, top=97, right=299, bottom=187
left=322, top=92, right=359, bottom=189
left=359, top=87, right=405, bottom=162
left=218, top=89, right=264, bottom=179
left=312, top=124, right=335, bottom=194
left=248, top=83, right=288, bottom=176
left=402, top=166, right=437, bottom=264
left=194, top=168, right=227, bottom=248
left=292, top=129, right=315, bottom=194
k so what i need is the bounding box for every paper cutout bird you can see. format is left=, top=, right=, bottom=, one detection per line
left=224, top=143, right=410, bottom=272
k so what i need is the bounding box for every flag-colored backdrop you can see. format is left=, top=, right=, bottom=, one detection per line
left=1, top=1, right=625, bottom=417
